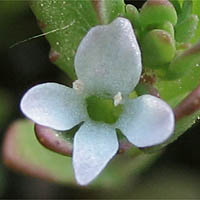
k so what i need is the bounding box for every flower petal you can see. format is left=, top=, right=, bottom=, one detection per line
left=73, top=121, right=119, bottom=185
left=75, top=17, right=142, bottom=97
left=116, top=95, right=175, bottom=147
left=20, top=83, right=87, bottom=131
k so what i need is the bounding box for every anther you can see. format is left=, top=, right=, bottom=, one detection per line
left=73, top=80, right=84, bottom=93
left=114, top=92, right=122, bottom=106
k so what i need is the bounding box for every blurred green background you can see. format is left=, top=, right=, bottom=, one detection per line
left=1, top=0, right=200, bottom=198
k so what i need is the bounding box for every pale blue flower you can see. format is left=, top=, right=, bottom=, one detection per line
left=20, top=17, right=175, bottom=185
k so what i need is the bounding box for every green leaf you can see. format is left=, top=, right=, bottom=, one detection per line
left=191, top=23, right=200, bottom=44
left=178, top=0, right=193, bottom=22
left=191, top=1, right=200, bottom=43
left=92, top=0, right=125, bottom=24
left=2, top=119, right=160, bottom=188
left=169, top=0, right=182, bottom=15
left=154, top=66, right=200, bottom=109
left=167, top=42, right=200, bottom=79
left=193, top=0, right=200, bottom=17
left=175, top=14, right=199, bottom=42
left=30, top=0, right=125, bottom=80
left=153, top=74, right=200, bottom=117
left=3, top=119, right=76, bottom=185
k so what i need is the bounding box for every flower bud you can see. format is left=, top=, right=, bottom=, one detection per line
left=34, top=124, right=74, bottom=156
left=125, top=4, right=140, bottom=28
left=141, top=29, right=176, bottom=68
left=158, top=21, right=174, bottom=38
left=140, top=0, right=177, bottom=29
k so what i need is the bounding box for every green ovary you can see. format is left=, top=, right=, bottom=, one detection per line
left=86, top=95, right=123, bottom=124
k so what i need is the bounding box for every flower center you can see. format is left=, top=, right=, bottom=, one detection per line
left=86, top=95, right=123, bottom=124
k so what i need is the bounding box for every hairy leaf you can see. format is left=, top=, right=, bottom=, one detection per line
left=2, top=120, right=159, bottom=187
left=30, top=0, right=125, bottom=80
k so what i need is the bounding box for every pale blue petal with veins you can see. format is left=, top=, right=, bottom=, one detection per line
left=75, top=17, right=142, bottom=97
left=20, top=83, right=88, bottom=131
left=73, top=121, right=118, bottom=185
left=116, top=95, right=175, bottom=148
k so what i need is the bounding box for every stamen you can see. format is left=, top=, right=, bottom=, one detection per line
left=114, top=92, right=122, bottom=106
left=73, top=80, right=84, bottom=93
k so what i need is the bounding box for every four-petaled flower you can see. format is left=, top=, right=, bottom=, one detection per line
left=20, top=17, right=175, bottom=186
